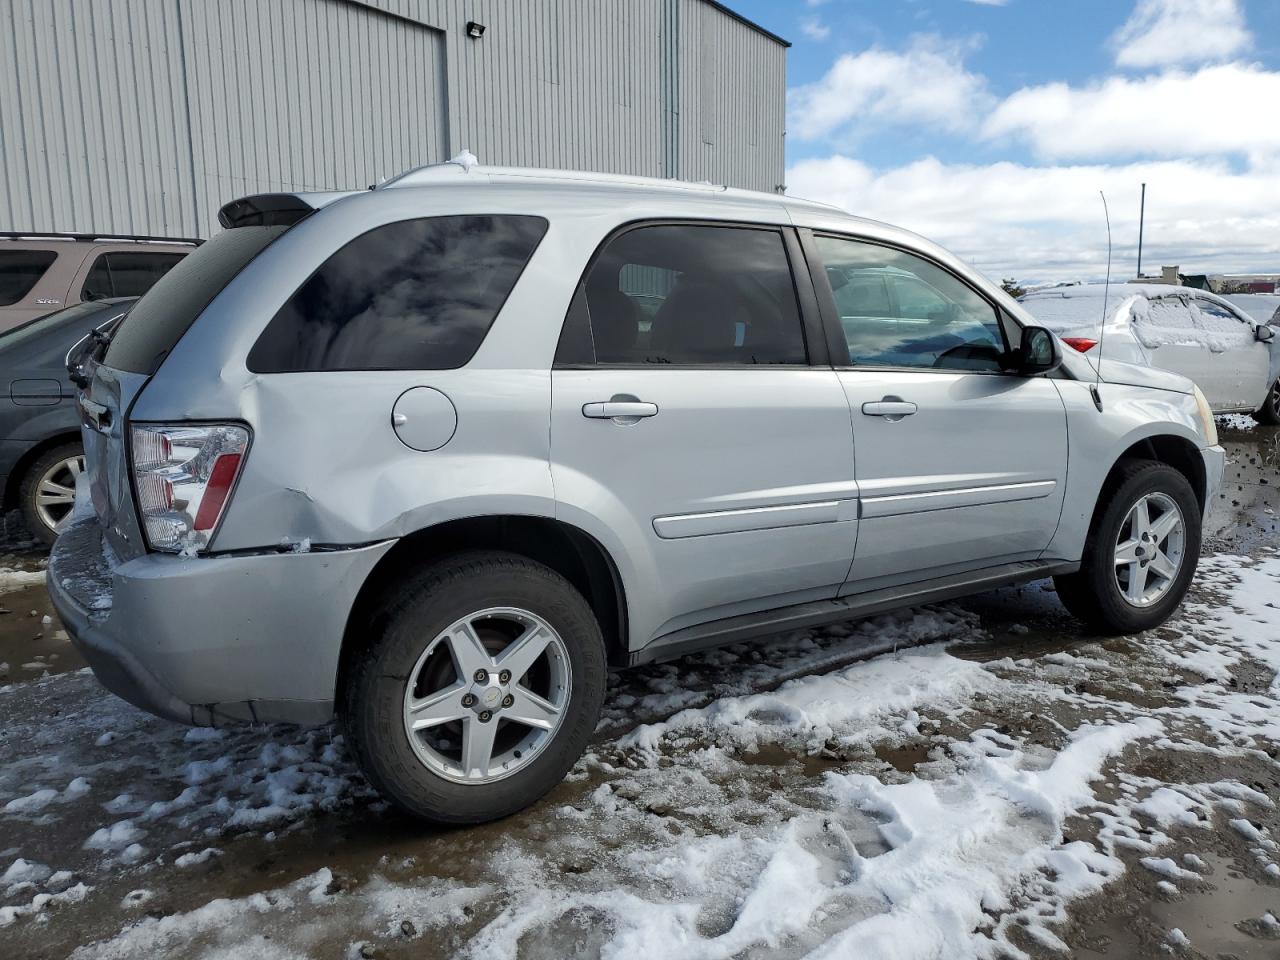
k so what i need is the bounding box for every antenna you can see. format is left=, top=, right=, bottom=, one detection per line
left=1092, top=190, right=1112, bottom=412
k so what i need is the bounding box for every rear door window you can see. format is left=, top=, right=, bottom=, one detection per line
left=561, top=223, right=807, bottom=365
left=248, top=215, right=548, bottom=372
left=0, top=250, right=59, bottom=306
left=106, top=226, right=289, bottom=374
left=82, top=252, right=186, bottom=300
left=1132, top=297, right=1200, bottom=348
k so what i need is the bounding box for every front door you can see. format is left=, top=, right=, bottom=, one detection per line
left=1193, top=297, right=1272, bottom=411
left=550, top=222, right=857, bottom=646
left=805, top=231, right=1068, bottom=592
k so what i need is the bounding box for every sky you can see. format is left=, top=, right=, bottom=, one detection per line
left=729, top=0, right=1280, bottom=283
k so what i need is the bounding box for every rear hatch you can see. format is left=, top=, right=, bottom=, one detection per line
left=81, top=194, right=331, bottom=558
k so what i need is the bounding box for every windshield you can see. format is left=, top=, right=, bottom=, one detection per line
left=104, top=225, right=290, bottom=374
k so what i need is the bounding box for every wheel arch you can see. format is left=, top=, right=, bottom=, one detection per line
left=336, top=515, right=630, bottom=708
left=1109, top=433, right=1207, bottom=515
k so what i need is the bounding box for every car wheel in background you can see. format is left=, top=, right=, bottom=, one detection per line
left=342, top=551, right=607, bottom=825
left=1054, top=460, right=1201, bottom=635
left=20, top=441, right=86, bottom=547
left=1254, top=378, right=1280, bottom=425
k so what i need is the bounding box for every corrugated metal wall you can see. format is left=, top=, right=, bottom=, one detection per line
left=0, top=0, right=786, bottom=238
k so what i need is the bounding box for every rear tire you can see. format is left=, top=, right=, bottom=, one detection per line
left=342, top=551, right=606, bottom=825
left=19, top=441, right=85, bottom=547
left=1053, top=461, right=1200, bottom=635
left=1254, top=378, right=1280, bottom=425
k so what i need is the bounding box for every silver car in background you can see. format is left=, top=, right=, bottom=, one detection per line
left=50, top=163, right=1225, bottom=824
left=1020, top=283, right=1280, bottom=423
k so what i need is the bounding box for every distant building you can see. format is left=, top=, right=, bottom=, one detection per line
left=1134, top=265, right=1182, bottom=285
left=1, top=0, right=788, bottom=238
left=1209, top=274, right=1280, bottom=294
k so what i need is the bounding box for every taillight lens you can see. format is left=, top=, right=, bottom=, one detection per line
left=1061, top=337, right=1099, bottom=353
left=130, top=424, right=249, bottom=553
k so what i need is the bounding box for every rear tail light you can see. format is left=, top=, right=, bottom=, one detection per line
left=1061, top=337, right=1099, bottom=353
left=130, top=424, right=249, bottom=553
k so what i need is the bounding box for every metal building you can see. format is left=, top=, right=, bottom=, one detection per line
left=0, top=0, right=788, bottom=239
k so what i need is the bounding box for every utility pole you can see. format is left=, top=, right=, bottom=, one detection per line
left=1136, top=183, right=1146, bottom=279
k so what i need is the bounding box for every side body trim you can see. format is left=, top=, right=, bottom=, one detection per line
left=653, top=498, right=857, bottom=539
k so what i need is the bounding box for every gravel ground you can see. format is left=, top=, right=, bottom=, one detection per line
left=0, top=418, right=1276, bottom=960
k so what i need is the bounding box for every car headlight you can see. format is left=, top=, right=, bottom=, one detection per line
left=1192, top=386, right=1218, bottom=447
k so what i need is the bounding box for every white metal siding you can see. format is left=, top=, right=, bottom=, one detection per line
left=0, top=0, right=786, bottom=238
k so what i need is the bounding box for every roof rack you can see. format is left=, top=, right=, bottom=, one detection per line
left=0, top=231, right=202, bottom=245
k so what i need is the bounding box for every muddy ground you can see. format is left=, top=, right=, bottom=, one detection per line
left=0, top=418, right=1277, bottom=960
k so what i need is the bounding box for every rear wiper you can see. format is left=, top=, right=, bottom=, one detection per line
left=68, top=314, right=125, bottom=389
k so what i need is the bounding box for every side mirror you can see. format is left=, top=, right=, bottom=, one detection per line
left=1256, top=324, right=1275, bottom=343
left=1018, top=325, right=1061, bottom=375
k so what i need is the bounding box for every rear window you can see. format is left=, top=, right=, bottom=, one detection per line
left=247, top=215, right=548, bottom=372
left=105, top=226, right=289, bottom=374
left=0, top=250, right=59, bottom=306
left=82, top=252, right=186, bottom=300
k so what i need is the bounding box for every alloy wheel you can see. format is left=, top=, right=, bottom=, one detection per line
left=1113, top=491, right=1185, bottom=608
left=402, top=607, right=571, bottom=784
left=35, top=455, right=85, bottom=535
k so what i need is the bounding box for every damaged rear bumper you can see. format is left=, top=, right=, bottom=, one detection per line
left=48, top=518, right=394, bottom=726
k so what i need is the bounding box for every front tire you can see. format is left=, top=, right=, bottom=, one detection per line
left=342, top=551, right=607, bottom=825
left=19, top=441, right=85, bottom=547
left=1254, top=378, right=1280, bottom=425
left=1054, top=461, right=1201, bottom=635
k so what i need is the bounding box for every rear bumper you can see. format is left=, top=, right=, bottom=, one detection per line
left=48, top=518, right=394, bottom=726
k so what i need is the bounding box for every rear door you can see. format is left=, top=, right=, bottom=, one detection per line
left=803, top=230, right=1068, bottom=592
left=1191, top=297, right=1271, bottom=411
left=1131, top=296, right=1214, bottom=393
left=550, top=222, right=857, bottom=644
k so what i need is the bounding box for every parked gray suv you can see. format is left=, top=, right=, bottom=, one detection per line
left=49, top=163, right=1225, bottom=824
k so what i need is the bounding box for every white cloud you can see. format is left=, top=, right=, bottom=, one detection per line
left=963, top=0, right=1011, bottom=6
left=800, top=17, right=831, bottom=42
left=788, top=36, right=991, bottom=141
left=787, top=154, right=1280, bottom=280
left=1112, top=0, right=1250, bottom=69
left=982, top=63, right=1280, bottom=160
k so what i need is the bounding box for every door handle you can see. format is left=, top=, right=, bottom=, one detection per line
left=861, top=399, right=917, bottom=419
left=582, top=401, right=659, bottom=421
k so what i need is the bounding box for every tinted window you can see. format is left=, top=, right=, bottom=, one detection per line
left=573, top=224, right=806, bottom=365
left=106, top=226, right=288, bottom=374
left=815, top=236, right=1007, bottom=371
left=249, top=215, right=548, bottom=372
left=0, top=250, right=59, bottom=306
left=82, top=252, right=185, bottom=300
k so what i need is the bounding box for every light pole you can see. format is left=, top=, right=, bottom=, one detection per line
left=1137, top=183, right=1146, bottom=279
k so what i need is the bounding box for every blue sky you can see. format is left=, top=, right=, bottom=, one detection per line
left=727, top=0, right=1280, bottom=280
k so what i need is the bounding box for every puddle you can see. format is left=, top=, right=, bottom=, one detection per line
left=0, top=557, right=81, bottom=684
left=1077, top=850, right=1280, bottom=958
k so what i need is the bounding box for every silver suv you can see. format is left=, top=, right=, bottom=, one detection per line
left=49, top=163, right=1226, bottom=824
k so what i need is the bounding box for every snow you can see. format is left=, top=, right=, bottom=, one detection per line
left=83, top=821, right=145, bottom=853
left=4, top=551, right=1280, bottom=957
left=0, top=566, right=47, bottom=593
left=2, top=858, right=51, bottom=887
left=448, top=149, right=479, bottom=173
left=1139, top=856, right=1199, bottom=881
